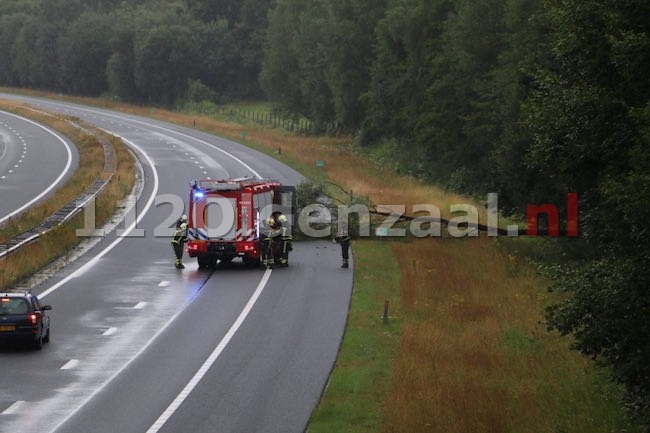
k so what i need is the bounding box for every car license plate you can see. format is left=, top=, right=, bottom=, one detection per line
left=0, top=325, right=16, bottom=331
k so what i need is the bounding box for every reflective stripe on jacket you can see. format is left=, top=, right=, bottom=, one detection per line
left=172, top=223, right=188, bottom=244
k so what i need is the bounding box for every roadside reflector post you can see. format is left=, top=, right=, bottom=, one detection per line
left=383, top=299, right=389, bottom=324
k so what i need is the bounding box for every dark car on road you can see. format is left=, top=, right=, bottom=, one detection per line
left=0, top=292, right=51, bottom=350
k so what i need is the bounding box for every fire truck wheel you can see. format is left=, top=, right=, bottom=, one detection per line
left=197, top=255, right=214, bottom=268
left=243, top=256, right=260, bottom=267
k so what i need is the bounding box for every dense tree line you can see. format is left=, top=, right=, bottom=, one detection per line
left=267, top=1, right=650, bottom=425
left=1, top=0, right=649, bottom=426
left=0, top=0, right=270, bottom=103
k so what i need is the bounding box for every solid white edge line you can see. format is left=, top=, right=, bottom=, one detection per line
left=38, top=137, right=158, bottom=300
left=33, top=111, right=270, bottom=433
left=145, top=268, right=273, bottom=433
left=0, top=111, right=73, bottom=225
left=51, top=105, right=263, bottom=179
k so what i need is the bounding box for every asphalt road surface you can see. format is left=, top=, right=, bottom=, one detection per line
left=0, top=109, right=77, bottom=224
left=0, top=94, right=353, bottom=433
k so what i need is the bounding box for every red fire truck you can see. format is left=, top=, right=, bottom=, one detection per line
left=186, top=177, right=295, bottom=268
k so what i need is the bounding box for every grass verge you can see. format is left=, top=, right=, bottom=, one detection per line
left=382, top=236, right=635, bottom=433
left=0, top=91, right=641, bottom=431
left=308, top=240, right=402, bottom=432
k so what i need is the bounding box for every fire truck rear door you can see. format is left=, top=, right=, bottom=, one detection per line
left=206, top=196, right=238, bottom=240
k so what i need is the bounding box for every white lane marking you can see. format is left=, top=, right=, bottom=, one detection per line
left=60, top=106, right=263, bottom=179
left=102, top=327, right=118, bottom=336
left=46, top=268, right=260, bottom=433
left=133, top=302, right=147, bottom=310
left=0, top=111, right=74, bottom=225
left=146, top=268, right=272, bottom=433
left=61, top=359, right=80, bottom=370
left=38, top=137, right=158, bottom=300
left=2, top=401, right=25, bottom=415
left=0, top=102, right=271, bottom=431
left=158, top=281, right=170, bottom=287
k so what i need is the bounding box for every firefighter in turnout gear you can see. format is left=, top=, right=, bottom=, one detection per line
left=261, top=211, right=290, bottom=268
left=278, top=214, right=292, bottom=266
left=333, top=221, right=350, bottom=268
left=171, top=214, right=188, bottom=269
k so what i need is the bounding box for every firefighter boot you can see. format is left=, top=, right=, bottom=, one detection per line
left=175, top=259, right=185, bottom=269
left=342, top=259, right=349, bottom=269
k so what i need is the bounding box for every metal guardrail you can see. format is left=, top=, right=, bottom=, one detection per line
left=0, top=111, right=116, bottom=259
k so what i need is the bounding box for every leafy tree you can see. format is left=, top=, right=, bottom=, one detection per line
left=483, top=0, right=558, bottom=213
left=186, top=0, right=241, bottom=24
left=292, top=0, right=336, bottom=129
left=58, top=11, right=112, bottom=95
left=134, top=21, right=200, bottom=106
left=193, top=18, right=237, bottom=98
left=106, top=5, right=141, bottom=102
left=0, top=10, right=31, bottom=86
left=10, top=15, right=51, bottom=88
left=260, top=0, right=309, bottom=116
left=529, top=0, right=650, bottom=425
left=322, top=0, right=388, bottom=131
left=231, top=0, right=274, bottom=98
left=364, top=0, right=465, bottom=181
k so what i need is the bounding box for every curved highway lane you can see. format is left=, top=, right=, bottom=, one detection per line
left=0, top=110, right=77, bottom=224
left=0, top=95, right=353, bottom=433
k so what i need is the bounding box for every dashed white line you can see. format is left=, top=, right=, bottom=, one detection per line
left=61, top=359, right=80, bottom=370
left=2, top=401, right=25, bottom=415
left=102, top=327, right=118, bottom=336
left=158, top=281, right=170, bottom=287
left=133, top=301, right=147, bottom=309
left=0, top=111, right=74, bottom=226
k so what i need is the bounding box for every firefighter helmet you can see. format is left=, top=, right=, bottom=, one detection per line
left=180, top=214, right=188, bottom=222
left=277, top=214, right=287, bottom=223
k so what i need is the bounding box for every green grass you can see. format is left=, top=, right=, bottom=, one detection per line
left=0, top=89, right=642, bottom=432
left=307, top=240, right=402, bottom=432
left=182, top=99, right=314, bottom=135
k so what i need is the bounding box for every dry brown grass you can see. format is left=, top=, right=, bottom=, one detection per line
left=0, top=101, right=103, bottom=241
left=36, top=95, right=631, bottom=432
left=1, top=91, right=632, bottom=431
left=0, top=100, right=135, bottom=289
left=383, top=237, right=628, bottom=433
left=0, top=90, right=480, bottom=220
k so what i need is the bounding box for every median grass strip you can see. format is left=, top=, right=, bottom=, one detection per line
left=0, top=100, right=135, bottom=289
